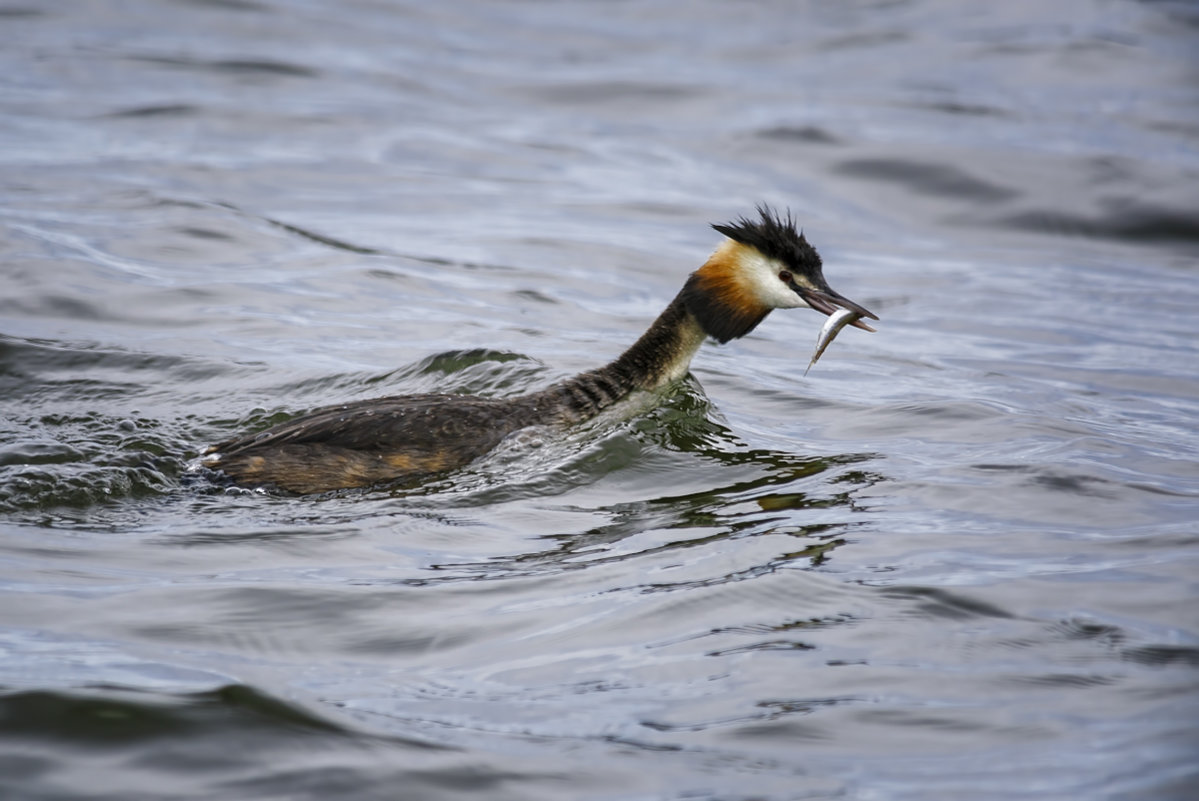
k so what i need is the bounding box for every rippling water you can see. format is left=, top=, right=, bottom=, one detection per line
left=2, top=1, right=1198, bottom=799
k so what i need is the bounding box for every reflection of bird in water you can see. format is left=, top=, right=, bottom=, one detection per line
left=203, top=207, right=878, bottom=494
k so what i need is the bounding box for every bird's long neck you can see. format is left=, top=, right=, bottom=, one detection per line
left=533, top=289, right=709, bottom=423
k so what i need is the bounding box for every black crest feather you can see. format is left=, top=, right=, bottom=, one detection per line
left=711, top=204, right=823, bottom=277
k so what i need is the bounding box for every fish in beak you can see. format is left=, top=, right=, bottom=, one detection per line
left=798, top=284, right=879, bottom=375
left=796, top=284, right=878, bottom=332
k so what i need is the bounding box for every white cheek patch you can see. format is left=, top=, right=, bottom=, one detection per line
left=737, top=249, right=808, bottom=310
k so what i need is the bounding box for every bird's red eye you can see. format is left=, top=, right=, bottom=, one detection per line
left=778, top=271, right=792, bottom=283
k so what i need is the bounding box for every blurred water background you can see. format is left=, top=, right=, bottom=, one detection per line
left=1, top=1, right=1197, bottom=799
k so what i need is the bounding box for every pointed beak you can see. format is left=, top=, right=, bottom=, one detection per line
left=797, top=286, right=879, bottom=331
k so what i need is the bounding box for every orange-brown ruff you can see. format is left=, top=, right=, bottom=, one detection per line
left=203, top=207, right=878, bottom=494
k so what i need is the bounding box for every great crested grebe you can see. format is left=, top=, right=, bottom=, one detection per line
left=203, top=207, right=878, bottom=494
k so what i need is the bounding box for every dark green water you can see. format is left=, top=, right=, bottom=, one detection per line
left=2, top=1, right=1197, bottom=799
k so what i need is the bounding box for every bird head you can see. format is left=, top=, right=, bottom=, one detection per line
left=683, top=206, right=878, bottom=343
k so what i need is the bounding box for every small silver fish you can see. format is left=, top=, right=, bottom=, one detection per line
left=805, top=308, right=861, bottom=376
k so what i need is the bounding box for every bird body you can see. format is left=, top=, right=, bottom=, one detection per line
left=203, top=208, right=877, bottom=494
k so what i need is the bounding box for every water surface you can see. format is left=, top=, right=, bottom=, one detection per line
left=2, top=1, right=1197, bottom=799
